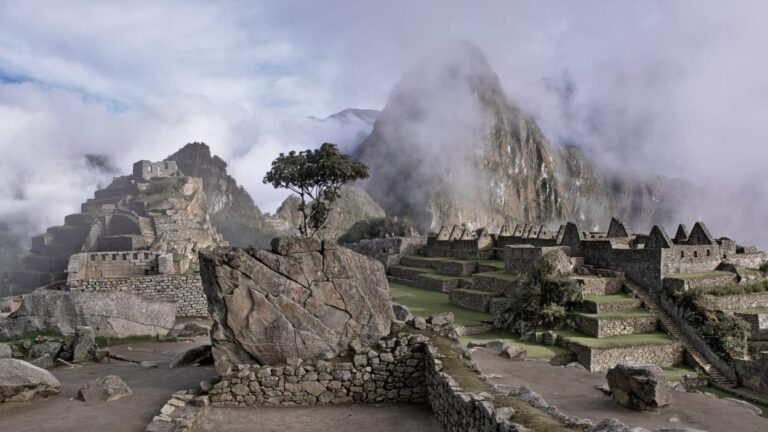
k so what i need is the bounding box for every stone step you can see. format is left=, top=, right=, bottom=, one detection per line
left=81, top=195, right=125, bottom=212
left=37, top=241, right=83, bottom=258
left=47, top=225, right=91, bottom=244
left=21, top=254, right=69, bottom=273
left=399, top=256, right=439, bottom=269
left=471, top=271, right=528, bottom=295
left=448, top=288, right=500, bottom=313
left=577, top=294, right=643, bottom=314
left=489, top=297, right=515, bottom=315
left=571, top=275, right=623, bottom=295
left=389, top=265, right=432, bottom=281
left=435, top=260, right=477, bottom=277
left=570, top=310, right=658, bottom=338
left=64, top=213, right=98, bottom=227
left=412, top=273, right=466, bottom=293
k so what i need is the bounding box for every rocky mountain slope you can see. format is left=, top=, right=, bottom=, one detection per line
left=355, top=42, right=696, bottom=233
left=166, top=143, right=388, bottom=245
left=274, top=186, right=386, bottom=241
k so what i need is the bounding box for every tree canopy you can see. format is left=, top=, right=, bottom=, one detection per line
left=263, top=143, right=369, bottom=237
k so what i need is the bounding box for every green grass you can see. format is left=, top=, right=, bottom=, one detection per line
left=389, top=282, right=493, bottom=326
left=666, top=271, right=734, bottom=281
left=495, top=396, right=581, bottom=431
left=733, top=307, right=768, bottom=314
left=0, top=330, right=65, bottom=343
left=555, top=330, right=676, bottom=348
left=582, top=294, right=639, bottom=304
left=662, top=364, right=699, bottom=381
left=460, top=330, right=572, bottom=359
left=693, top=386, right=768, bottom=417
left=453, top=288, right=500, bottom=297
left=475, top=259, right=505, bottom=269
left=403, top=255, right=446, bottom=262
left=419, top=272, right=472, bottom=283
left=571, top=308, right=655, bottom=320
left=390, top=264, right=435, bottom=274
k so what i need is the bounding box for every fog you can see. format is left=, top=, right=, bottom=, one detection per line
left=1, top=0, right=767, bottom=249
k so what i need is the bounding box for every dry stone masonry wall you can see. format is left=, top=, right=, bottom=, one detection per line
left=69, top=274, right=207, bottom=317
left=208, top=332, right=428, bottom=406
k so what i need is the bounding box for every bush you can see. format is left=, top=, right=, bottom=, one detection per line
left=495, top=274, right=577, bottom=331
left=539, top=275, right=582, bottom=307
left=760, top=262, right=768, bottom=273
left=337, top=216, right=417, bottom=244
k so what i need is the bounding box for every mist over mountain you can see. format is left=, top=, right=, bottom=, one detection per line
left=355, top=43, right=697, bottom=233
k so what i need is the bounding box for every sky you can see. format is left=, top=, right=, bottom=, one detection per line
left=1, top=0, right=768, bottom=246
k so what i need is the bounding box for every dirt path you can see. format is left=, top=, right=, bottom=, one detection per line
left=472, top=348, right=768, bottom=432
left=0, top=338, right=214, bottom=432
left=198, top=404, right=442, bottom=432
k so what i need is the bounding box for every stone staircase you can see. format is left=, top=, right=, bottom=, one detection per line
left=624, top=279, right=736, bottom=388
left=139, top=217, right=157, bottom=248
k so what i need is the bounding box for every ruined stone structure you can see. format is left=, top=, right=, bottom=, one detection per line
left=2, top=158, right=225, bottom=323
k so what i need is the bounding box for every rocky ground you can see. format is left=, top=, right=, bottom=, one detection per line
left=0, top=336, right=214, bottom=432
left=471, top=347, right=768, bottom=432
left=197, top=404, right=441, bottom=432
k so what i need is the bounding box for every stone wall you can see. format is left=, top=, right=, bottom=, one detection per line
left=660, top=246, right=723, bottom=276
left=344, top=236, right=427, bottom=270
left=449, top=289, right=497, bottom=313
left=662, top=273, right=738, bottom=292
left=67, top=251, right=174, bottom=283
left=581, top=244, right=662, bottom=289
left=559, top=339, right=683, bottom=372
left=436, top=261, right=476, bottom=276
left=571, top=314, right=658, bottom=338
left=69, top=274, right=207, bottom=317
left=702, top=292, right=768, bottom=310
left=208, top=332, right=429, bottom=406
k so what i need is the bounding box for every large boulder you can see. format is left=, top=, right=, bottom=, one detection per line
left=72, top=326, right=96, bottom=362
left=199, top=238, right=393, bottom=371
left=0, top=291, right=176, bottom=339
left=0, top=358, right=61, bottom=403
left=606, top=364, right=673, bottom=411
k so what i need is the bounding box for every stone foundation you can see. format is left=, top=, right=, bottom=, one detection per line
left=414, top=274, right=460, bottom=292
left=559, top=340, right=684, bottom=372
left=571, top=314, right=658, bottom=338
left=471, top=273, right=526, bottom=295
left=572, top=276, right=623, bottom=295
left=435, top=261, right=476, bottom=277
left=69, top=274, right=207, bottom=317
left=449, top=289, right=498, bottom=313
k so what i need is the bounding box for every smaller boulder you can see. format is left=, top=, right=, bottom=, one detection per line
left=499, top=346, right=527, bottom=360
left=392, top=303, right=413, bottom=322
left=77, top=375, right=132, bottom=402
left=606, top=364, right=673, bottom=411
left=73, top=326, right=96, bottom=363
left=169, top=344, right=213, bottom=368
left=169, top=322, right=210, bottom=338
left=0, top=359, right=61, bottom=403
left=29, top=341, right=62, bottom=360
left=30, top=354, right=54, bottom=370
left=0, top=343, right=11, bottom=359
left=427, top=312, right=454, bottom=327
left=411, top=317, right=427, bottom=330
left=466, top=340, right=510, bottom=352
left=140, top=361, right=158, bottom=369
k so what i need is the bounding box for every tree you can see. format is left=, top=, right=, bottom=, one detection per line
left=263, top=143, right=369, bottom=237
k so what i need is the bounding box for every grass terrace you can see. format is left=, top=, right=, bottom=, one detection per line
left=389, top=282, right=493, bottom=326
left=459, top=330, right=572, bottom=359
left=662, top=364, right=699, bottom=382
left=554, top=330, right=676, bottom=349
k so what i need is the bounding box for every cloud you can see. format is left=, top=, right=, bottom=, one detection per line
left=0, top=0, right=767, bottom=248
